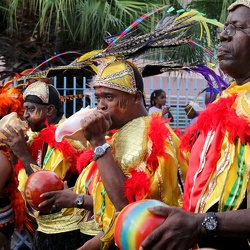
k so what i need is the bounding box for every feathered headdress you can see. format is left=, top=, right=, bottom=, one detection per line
left=10, top=6, right=222, bottom=81
left=6, top=5, right=227, bottom=102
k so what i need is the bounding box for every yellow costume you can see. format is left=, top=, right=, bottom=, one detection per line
left=14, top=81, right=84, bottom=239
left=75, top=114, right=187, bottom=248
left=71, top=56, right=187, bottom=249
left=183, top=82, right=250, bottom=213
left=16, top=121, right=83, bottom=234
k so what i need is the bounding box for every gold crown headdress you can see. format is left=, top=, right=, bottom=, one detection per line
left=92, top=57, right=139, bottom=94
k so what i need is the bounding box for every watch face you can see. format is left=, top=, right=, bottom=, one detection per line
left=93, top=143, right=110, bottom=161
left=96, top=147, right=105, bottom=155
left=76, top=198, right=83, bottom=205
left=206, top=219, right=217, bottom=230
left=76, top=195, right=84, bottom=208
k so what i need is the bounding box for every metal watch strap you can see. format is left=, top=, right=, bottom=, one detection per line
left=93, top=143, right=110, bottom=161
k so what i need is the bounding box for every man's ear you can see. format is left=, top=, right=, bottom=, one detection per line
left=46, top=104, right=56, bottom=116
left=134, top=91, right=143, bottom=103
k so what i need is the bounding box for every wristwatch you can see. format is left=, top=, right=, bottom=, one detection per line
left=93, top=143, right=110, bottom=161
left=202, top=212, right=218, bottom=237
left=76, top=195, right=84, bottom=208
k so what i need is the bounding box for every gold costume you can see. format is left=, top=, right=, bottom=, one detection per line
left=16, top=118, right=84, bottom=234
left=75, top=114, right=187, bottom=248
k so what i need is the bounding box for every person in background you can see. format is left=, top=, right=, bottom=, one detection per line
left=148, top=89, right=174, bottom=122
left=0, top=86, right=26, bottom=250
left=140, top=1, right=250, bottom=250
left=184, top=100, right=204, bottom=125
left=39, top=57, right=187, bottom=249
left=0, top=81, right=85, bottom=250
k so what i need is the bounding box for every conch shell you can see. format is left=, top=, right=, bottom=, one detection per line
left=0, top=112, right=28, bottom=140
left=55, top=106, right=96, bottom=142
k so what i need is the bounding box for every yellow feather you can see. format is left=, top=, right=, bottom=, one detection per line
left=175, top=9, right=199, bottom=21
left=88, top=64, right=99, bottom=74
left=199, top=22, right=204, bottom=41
left=187, top=17, right=223, bottom=28
left=76, top=50, right=102, bottom=62
left=174, top=10, right=223, bottom=47
left=203, top=22, right=212, bottom=46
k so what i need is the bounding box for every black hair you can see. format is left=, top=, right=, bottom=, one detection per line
left=48, top=85, right=63, bottom=114
left=131, top=66, right=146, bottom=107
left=150, top=89, right=165, bottom=107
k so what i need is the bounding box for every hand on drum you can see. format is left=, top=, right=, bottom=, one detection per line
left=39, top=181, right=78, bottom=212
left=139, top=206, right=203, bottom=250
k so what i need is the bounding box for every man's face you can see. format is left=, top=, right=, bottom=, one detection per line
left=218, top=6, right=250, bottom=81
left=95, top=87, right=136, bottom=129
left=23, top=102, right=49, bottom=132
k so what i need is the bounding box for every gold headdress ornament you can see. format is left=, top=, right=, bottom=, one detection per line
left=228, top=0, right=250, bottom=11
left=92, top=57, right=139, bottom=94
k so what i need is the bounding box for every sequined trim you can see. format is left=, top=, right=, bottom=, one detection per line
left=168, top=135, right=185, bottom=197
left=156, top=168, right=164, bottom=201
left=93, top=80, right=137, bottom=94
left=197, top=142, right=231, bottom=212
left=188, top=130, right=215, bottom=211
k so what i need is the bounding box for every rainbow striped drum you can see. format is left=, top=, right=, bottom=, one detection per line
left=114, top=199, right=168, bottom=250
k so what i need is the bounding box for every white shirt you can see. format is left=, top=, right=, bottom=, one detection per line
left=148, top=106, right=169, bottom=119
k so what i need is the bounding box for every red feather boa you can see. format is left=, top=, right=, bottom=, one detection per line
left=125, top=171, right=151, bottom=202
left=15, top=124, right=81, bottom=174
left=124, top=116, right=171, bottom=202
left=76, top=148, right=94, bottom=174
left=181, top=95, right=250, bottom=153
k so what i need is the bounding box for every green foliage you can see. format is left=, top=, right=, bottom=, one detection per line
left=1, top=0, right=172, bottom=50
left=0, top=0, right=232, bottom=71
